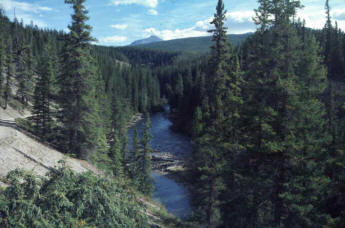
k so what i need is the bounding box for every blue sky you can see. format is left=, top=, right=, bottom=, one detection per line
left=1, top=0, right=345, bottom=46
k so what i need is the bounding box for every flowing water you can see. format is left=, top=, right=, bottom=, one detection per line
left=128, top=107, right=192, bottom=219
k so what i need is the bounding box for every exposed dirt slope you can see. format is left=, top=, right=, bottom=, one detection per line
left=0, top=126, right=101, bottom=178
left=0, top=106, right=31, bottom=121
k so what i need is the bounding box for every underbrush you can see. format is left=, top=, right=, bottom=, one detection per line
left=0, top=162, right=149, bottom=227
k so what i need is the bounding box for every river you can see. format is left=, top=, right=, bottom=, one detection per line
left=128, top=107, right=192, bottom=219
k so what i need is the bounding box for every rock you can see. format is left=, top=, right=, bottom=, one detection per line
left=150, top=151, right=185, bottom=173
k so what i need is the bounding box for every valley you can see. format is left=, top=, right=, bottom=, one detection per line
left=0, top=0, right=345, bottom=227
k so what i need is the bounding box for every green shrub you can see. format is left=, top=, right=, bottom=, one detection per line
left=0, top=162, right=148, bottom=227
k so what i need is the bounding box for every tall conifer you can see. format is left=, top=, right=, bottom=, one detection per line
left=139, top=113, right=153, bottom=195
left=33, top=43, right=53, bottom=140
left=58, top=0, right=104, bottom=159
left=4, top=38, right=14, bottom=110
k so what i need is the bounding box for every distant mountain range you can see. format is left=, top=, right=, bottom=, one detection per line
left=130, top=35, right=163, bottom=46
left=128, top=33, right=252, bottom=54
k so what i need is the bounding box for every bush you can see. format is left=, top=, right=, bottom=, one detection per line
left=0, top=162, right=148, bottom=227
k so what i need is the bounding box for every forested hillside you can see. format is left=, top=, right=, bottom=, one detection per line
left=131, top=33, right=251, bottom=54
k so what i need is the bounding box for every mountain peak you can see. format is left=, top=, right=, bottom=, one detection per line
left=130, top=35, right=163, bottom=46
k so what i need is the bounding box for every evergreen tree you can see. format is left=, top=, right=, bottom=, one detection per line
left=0, top=36, right=5, bottom=105
left=129, top=129, right=141, bottom=185
left=241, top=0, right=333, bottom=226
left=4, top=38, right=14, bottom=110
left=32, top=43, right=53, bottom=140
left=17, top=39, right=34, bottom=108
left=109, top=130, right=123, bottom=176
left=138, top=113, right=153, bottom=195
left=192, top=0, right=244, bottom=226
left=58, top=0, right=105, bottom=159
left=175, top=73, right=184, bottom=106
left=324, top=0, right=332, bottom=69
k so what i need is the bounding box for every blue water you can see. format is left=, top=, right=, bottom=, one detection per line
left=151, top=172, right=191, bottom=218
left=128, top=108, right=192, bottom=159
left=128, top=107, right=192, bottom=219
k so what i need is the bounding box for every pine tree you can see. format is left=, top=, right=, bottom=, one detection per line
left=32, top=43, right=53, bottom=140
left=58, top=0, right=105, bottom=159
left=109, top=130, right=123, bottom=176
left=175, top=73, right=184, bottom=106
left=4, top=38, right=14, bottom=110
left=138, top=113, right=153, bottom=195
left=286, top=30, right=332, bottom=227
left=242, top=0, right=333, bottom=226
left=324, top=0, right=332, bottom=70
left=129, top=129, right=141, bottom=185
left=192, top=106, right=203, bottom=138
left=192, top=0, right=243, bottom=226
left=109, top=95, right=127, bottom=176
left=0, top=36, right=5, bottom=106
left=17, top=39, right=34, bottom=108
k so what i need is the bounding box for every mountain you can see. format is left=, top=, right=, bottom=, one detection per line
left=130, top=35, right=163, bottom=46
left=130, top=33, right=252, bottom=54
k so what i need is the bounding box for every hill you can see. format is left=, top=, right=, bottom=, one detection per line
left=131, top=33, right=252, bottom=54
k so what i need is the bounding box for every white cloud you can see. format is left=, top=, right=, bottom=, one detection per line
left=110, top=24, right=128, bottom=30
left=194, top=10, right=256, bottom=34
left=99, top=35, right=127, bottom=44
left=296, top=6, right=345, bottom=31
left=144, top=27, right=209, bottom=40
left=226, top=11, right=254, bottom=23
left=144, top=10, right=255, bottom=41
left=195, top=18, right=212, bottom=30
left=148, top=9, right=158, bottom=16
left=15, top=13, right=47, bottom=27
left=0, top=0, right=52, bottom=27
left=110, top=0, right=158, bottom=8
left=0, top=0, right=52, bottom=13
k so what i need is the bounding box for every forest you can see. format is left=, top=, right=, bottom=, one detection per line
left=0, top=0, right=344, bottom=227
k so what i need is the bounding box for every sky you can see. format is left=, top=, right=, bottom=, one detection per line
left=1, top=0, right=345, bottom=46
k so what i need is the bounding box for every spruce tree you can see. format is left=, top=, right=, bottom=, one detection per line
left=324, top=0, right=332, bottom=70
left=17, top=40, right=34, bottom=108
left=288, top=31, right=332, bottom=227
left=0, top=37, right=5, bottom=105
left=109, top=130, right=123, bottom=176
left=58, top=0, right=104, bottom=159
left=129, top=129, right=140, bottom=180
left=192, top=0, right=244, bottom=226
left=139, top=113, right=153, bottom=195
left=242, top=0, right=333, bottom=226
left=33, top=43, right=53, bottom=140
left=4, top=38, right=14, bottom=110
